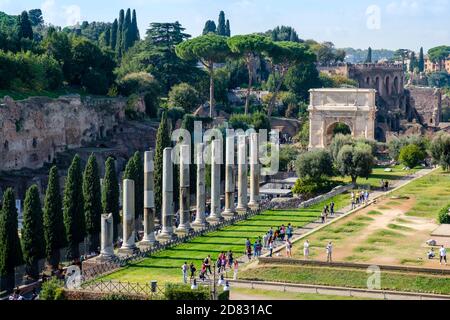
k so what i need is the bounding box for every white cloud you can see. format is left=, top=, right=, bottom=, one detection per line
left=41, top=0, right=82, bottom=27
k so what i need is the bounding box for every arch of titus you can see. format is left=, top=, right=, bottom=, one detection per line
left=308, top=88, right=377, bottom=149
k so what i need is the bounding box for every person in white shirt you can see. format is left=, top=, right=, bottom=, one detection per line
left=440, top=246, right=447, bottom=265
left=303, top=240, right=310, bottom=259
left=286, top=239, right=292, bottom=258
left=181, top=262, right=188, bottom=284
left=326, top=242, right=333, bottom=263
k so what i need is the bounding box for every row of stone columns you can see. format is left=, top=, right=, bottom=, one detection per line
left=98, top=132, right=261, bottom=259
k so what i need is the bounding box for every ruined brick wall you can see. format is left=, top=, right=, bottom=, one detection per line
left=406, top=86, right=441, bottom=127
left=0, top=95, right=127, bottom=171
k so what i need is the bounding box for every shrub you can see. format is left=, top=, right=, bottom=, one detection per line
left=438, top=206, right=450, bottom=224
left=229, top=113, right=252, bottom=131
left=168, top=83, right=201, bottom=113
left=39, top=278, right=65, bottom=300
left=279, top=145, right=301, bottom=172
left=252, top=111, right=271, bottom=132
left=164, top=283, right=210, bottom=300
left=295, top=149, right=334, bottom=180
left=292, top=178, right=338, bottom=197
left=118, top=72, right=160, bottom=96
left=399, top=144, right=426, bottom=168
left=218, top=289, right=230, bottom=301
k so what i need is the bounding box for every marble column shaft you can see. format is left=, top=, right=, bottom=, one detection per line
left=158, top=148, right=176, bottom=240
left=223, top=135, right=236, bottom=217
left=100, top=213, right=114, bottom=258
left=141, top=151, right=157, bottom=246
left=120, top=179, right=136, bottom=251
left=236, top=134, right=248, bottom=212
left=207, top=139, right=223, bottom=223
left=249, top=133, right=260, bottom=208
left=193, top=143, right=207, bottom=229
left=176, top=145, right=193, bottom=234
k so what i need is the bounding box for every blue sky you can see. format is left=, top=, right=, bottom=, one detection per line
left=0, top=0, right=448, bottom=51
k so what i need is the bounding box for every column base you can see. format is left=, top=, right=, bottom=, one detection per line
left=236, top=206, right=248, bottom=214
left=222, top=210, right=237, bottom=219
left=191, top=221, right=209, bottom=230
left=137, top=240, right=158, bottom=250
left=206, top=215, right=224, bottom=225
left=94, top=254, right=116, bottom=263
left=117, top=246, right=138, bottom=256
left=175, top=226, right=194, bottom=236
left=157, top=232, right=178, bottom=243
left=248, top=202, right=260, bottom=211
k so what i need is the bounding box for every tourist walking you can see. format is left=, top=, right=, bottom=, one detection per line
left=440, top=245, right=447, bottom=265
left=330, top=202, right=335, bottom=217
left=233, top=260, right=239, bottom=280
left=263, top=232, right=269, bottom=249
left=181, top=262, right=188, bottom=284
left=380, top=179, right=385, bottom=191
left=204, top=255, right=212, bottom=275
left=268, top=241, right=274, bottom=257
left=189, top=262, right=196, bottom=280
left=326, top=242, right=333, bottom=263
left=304, top=240, right=310, bottom=259
left=287, top=224, right=293, bottom=240
left=321, top=210, right=326, bottom=224
left=247, top=245, right=252, bottom=261
left=286, top=239, right=292, bottom=258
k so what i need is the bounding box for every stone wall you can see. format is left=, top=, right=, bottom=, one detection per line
left=406, top=86, right=442, bottom=127
left=0, top=95, right=129, bottom=171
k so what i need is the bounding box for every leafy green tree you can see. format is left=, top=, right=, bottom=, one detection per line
left=17, top=11, right=33, bottom=40
left=28, top=9, right=44, bottom=27
left=0, top=188, right=23, bottom=292
left=336, top=143, right=374, bottom=184
left=399, top=144, right=426, bottom=169
left=227, top=34, right=272, bottom=114
left=203, top=20, right=216, bottom=35
left=428, top=71, right=450, bottom=88
left=154, top=112, right=172, bottom=217
left=110, top=19, right=118, bottom=50
left=295, top=149, right=333, bottom=181
left=217, top=11, right=226, bottom=36
left=428, top=46, right=450, bottom=71
left=393, top=49, right=412, bottom=71
left=252, top=111, right=271, bottom=132
left=102, top=157, right=120, bottom=242
left=83, top=155, right=102, bottom=253
left=409, top=52, right=418, bottom=72
left=43, top=27, right=72, bottom=81
left=63, top=154, right=85, bottom=261
left=21, top=185, right=45, bottom=280
left=265, top=41, right=314, bottom=117
left=388, top=135, right=429, bottom=161
left=285, top=61, right=321, bottom=101
left=266, top=26, right=301, bottom=42
left=176, top=34, right=230, bottom=117
left=418, top=47, right=425, bottom=72
left=168, top=83, right=201, bottom=112
left=365, top=47, right=372, bottom=63
left=43, top=166, right=66, bottom=270
left=430, top=133, right=450, bottom=171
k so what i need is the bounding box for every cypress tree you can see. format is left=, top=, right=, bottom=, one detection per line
left=110, top=18, right=118, bottom=51
left=102, top=157, right=120, bottom=242
left=21, top=185, right=45, bottom=280
left=83, top=154, right=102, bottom=253
left=0, top=188, right=23, bottom=292
left=17, top=11, right=33, bottom=40
left=202, top=20, right=216, bottom=35
left=154, top=112, right=171, bottom=219
left=122, top=8, right=132, bottom=53
left=225, top=19, right=231, bottom=37
left=104, top=27, right=111, bottom=47
left=409, top=52, right=417, bottom=72
left=132, top=9, right=140, bottom=42
left=63, top=154, right=85, bottom=261
left=117, top=9, right=125, bottom=58
left=43, top=166, right=66, bottom=271
left=365, top=47, right=372, bottom=63
left=217, top=11, right=226, bottom=36
left=124, top=152, right=143, bottom=220
left=418, top=47, right=425, bottom=72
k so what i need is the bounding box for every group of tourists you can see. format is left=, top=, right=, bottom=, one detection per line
left=321, top=201, right=335, bottom=224
left=351, top=190, right=370, bottom=210
left=427, top=245, right=448, bottom=265
left=303, top=240, right=333, bottom=263
left=380, top=179, right=390, bottom=191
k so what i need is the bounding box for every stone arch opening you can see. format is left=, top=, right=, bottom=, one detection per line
left=375, top=127, right=386, bottom=142
left=385, top=76, right=390, bottom=96
left=393, top=77, right=399, bottom=94
left=326, top=122, right=352, bottom=145
left=4, top=140, right=8, bottom=151
left=375, top=76, right=381, bottom=94
left=366, top=77, right=370, bottom=85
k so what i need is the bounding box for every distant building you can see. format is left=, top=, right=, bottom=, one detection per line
left=424, top=55, right=450, bottom=73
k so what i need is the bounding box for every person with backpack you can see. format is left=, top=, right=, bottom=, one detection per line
left=204, top=255, right=212, bottom=275
left=189, top=262, right=197, bottom=281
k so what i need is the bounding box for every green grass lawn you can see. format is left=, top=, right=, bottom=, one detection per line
left=231, top=287, right=375, bottom=300
left=102, top=193, right=350, bottom=284
left=238, top=265, right=450, bottom=295
left=0, top=88, right=88, bottom=101
left=333, top=165, right=421, bottom=189
left=390, top=168, right=450, bottom=219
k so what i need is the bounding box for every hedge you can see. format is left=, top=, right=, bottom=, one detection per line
left=164, top=283, right=210, bottom=300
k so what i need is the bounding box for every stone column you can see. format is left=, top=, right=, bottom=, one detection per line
left=157, top=148, right=177, bottom=241
left=139, top=151, right=158, bottom=248
left=207, top=139, right=224, bottom=224
left=99, top=213, right=114, bottom=260
left=248, top=133, right=260, bottom=209
left=192, top=143, right=208, bottom=230
left=236, top=134, right=248, bottom=213
left=176, top=145, right=193, bottom=235
left=119, top=179, right=136, bottom=255
left=223, top=135, right=236, bottom=218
